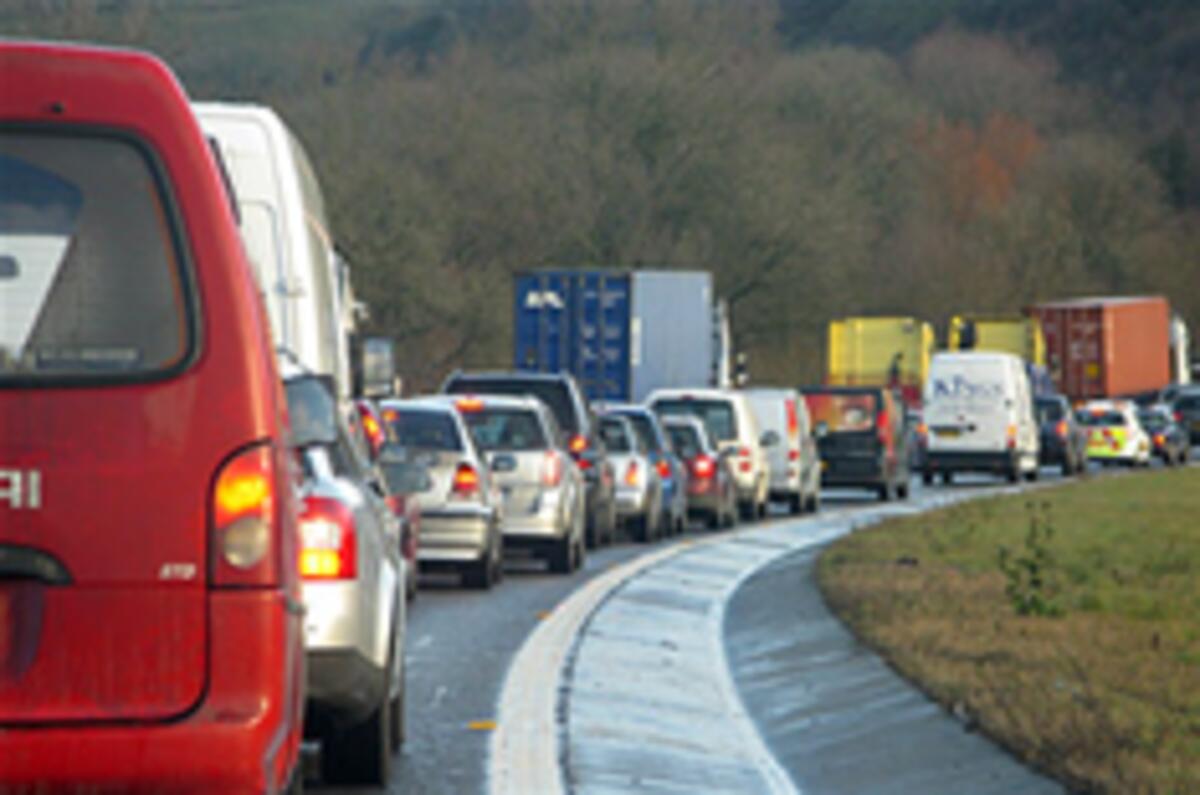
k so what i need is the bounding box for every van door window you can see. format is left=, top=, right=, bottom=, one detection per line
left=0, top=133, right=192, bottom=380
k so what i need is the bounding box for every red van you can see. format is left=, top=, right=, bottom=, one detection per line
left=0, top=43, right=305, bottom=793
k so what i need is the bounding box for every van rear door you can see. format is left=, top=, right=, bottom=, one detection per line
left=0, top=130, right=208, bottom=723
left=925, top=358, right=1012, bottom=453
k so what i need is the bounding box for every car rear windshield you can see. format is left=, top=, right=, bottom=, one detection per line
left=386, top=409, right=463, bottom=452
left=599, top=418, right=632, bottom=452
left=1176, top=395, right=1200, bottom=412
left=1035, top=399, right=1065, bottom=424
left=653, top=399, right=737, bottom=442
left=623, top=413, right=662, bottom=453
left=804, top=391, right=878, bottom=433
left=0, top=132, right=191, bottom=381
left=666, top=425, right=701, bottom=459
left=1078, top=410, right=1125, bottom=427
left=445, top=377, right=578, bottom=435
left=1137, top=411, right=1169, bottom=431
left=464, top=409, right=548, bottom=452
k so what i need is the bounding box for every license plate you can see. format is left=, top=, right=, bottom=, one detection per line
left=934, top=428, right=961, bottom=438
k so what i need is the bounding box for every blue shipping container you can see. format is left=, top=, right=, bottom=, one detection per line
left=513, top=269, right=715, bottom=402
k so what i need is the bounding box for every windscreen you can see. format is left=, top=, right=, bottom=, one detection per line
left=0, top=132, right=190, bottom=379
left=653, top=399, right=737, bottom=442
left=464, top=409, right=548, bottom=452
left=446, top=377, right=577, bottom=435
left=1176, top=395, right=1200, bottom=412
left=624, top=413, right=663, bottom=453
left=1078, top=410, right=1126, bottom=427
left=386, top=409, right=463, bottom=452
left=379, top=458, right=432, bottom=495
left=1137, top=411, right=1169, bottom=432
left=1035, top=399, right=1064, bottom=425
left=666, top=425, right=701, bottom=459
left=599, top=418, right=632, bottom=452
left=804, top=391, right=878, bottom=433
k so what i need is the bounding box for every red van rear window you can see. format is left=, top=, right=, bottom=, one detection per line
left=0, top=131, right=191, bottom=380
left=805, top=392, right=879, bottom=433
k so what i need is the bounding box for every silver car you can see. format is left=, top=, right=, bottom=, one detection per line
left=598, top=413, right=664, bottom=542
left=284, top=370, right=407, bottom=787
left=380, top=397, right=504, bottom=589
left=459, top=395, right=587, bottom=573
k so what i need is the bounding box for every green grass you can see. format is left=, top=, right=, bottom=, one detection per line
left=819, top=468, right=1200, bottom=793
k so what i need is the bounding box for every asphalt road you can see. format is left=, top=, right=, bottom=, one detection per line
left=311, top=460, right=1178, bottom=795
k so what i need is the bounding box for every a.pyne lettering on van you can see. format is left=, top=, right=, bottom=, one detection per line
left=931, top=375, right=1004, bottom=401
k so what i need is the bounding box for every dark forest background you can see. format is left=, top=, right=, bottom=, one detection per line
left=7, top=0, right=1199, bottom=388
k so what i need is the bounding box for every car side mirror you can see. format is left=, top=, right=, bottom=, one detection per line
left=490, top=453, right=517, bottom=473
left=360, top=336, right=398, bottom=399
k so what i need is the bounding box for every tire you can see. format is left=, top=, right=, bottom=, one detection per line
left=321, top=668, right=394, bottom=786
left=876, top=483, right=892, bottom=502
left=706, top=510, right=721, bottom=530
left=738, top=500, right=755, bottom=521
left=1025, top=466, right=1039, bottom=482
left=1061, top=459, right=1073, bottom=477
left=896, top=481, right=910, bottom=500
left=756, top=500, right=768, bottom=520
left=922, top=470, right=934, bottom=486
left=941, top=471, right=954, bottom=485
left=788, top=493, right=804, bottom=515
left=548, top=533, right=574, bottom=573
left=463, top=535, right=497, bottom=590
left=1007, top=466, right=1019, bottom=484
left=806, top=491, right=820, bottom=514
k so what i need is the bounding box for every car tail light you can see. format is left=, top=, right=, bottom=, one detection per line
left=877, top=411, right=891, bottom=443
left=543, top=450, right=564, bottom=487
left=1056, top=420, right=1069, bottom=439
left=787, top=449, right=800, bottom=462
left=1154, top=433, right=1166, bottom=447
left=577, top=456, right=593, bottom=471
left=1175, top=411, right=1184, bottom=423
left=692, top=455, right=716, bottom=479
left=456, top=397, right=485, bottom=413
left=383, top=408, right=399, bottom=424
left=569, top=434, right=588, bottom=455
left=786, top=400, right=799, bottom=436
left=212, top=444, right=278, bottom=588
left=451, top=463, right=480, bottom=499
left=625, top=460, right=640, bottom=487
left=656, top=458, right=672, bottom=479
left=298, top=495, right=356, bottom=580
left=359, top=408, right=385, bottom=456
left=916, top=422, right=929, bottom=445
left=1006, top=424, right=1018, bottom=450
left=737, top=447, right=752, bottom=473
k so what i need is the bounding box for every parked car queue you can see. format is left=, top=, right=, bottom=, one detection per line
left=2, top=41, right=1196, bottom=794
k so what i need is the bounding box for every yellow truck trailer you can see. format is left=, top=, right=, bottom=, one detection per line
left=948, top=314, right=1046, bottom=367
left=825, top=317, right=935, bottom=407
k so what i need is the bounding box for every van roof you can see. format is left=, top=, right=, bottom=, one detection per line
left=931, top=351, right=1023, bottom=365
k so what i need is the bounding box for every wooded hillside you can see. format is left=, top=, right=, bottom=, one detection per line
left=6, top=0, right=1198, bottom=388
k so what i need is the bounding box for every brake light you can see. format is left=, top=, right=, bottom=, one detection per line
left=1056, top=420, right=1069, bottom=439
left=625, top=460, right=641, bottom=487
left=1154, top=433, right=1166, bottom=447
left=383, top=408, right=398, bottom=424
left=656, top=458, right=672, bottom=479
left=1176, top=411, right=1184, bottom=423
left=451, top=462, right=480, bottom=498
left=877, top=411, right=891, bottom=443
left=737, top=447, right=752, bottom=473
left=212, top=444, right=278, bottom=588
left=786, top=400, right=799, bottom=436
left=456, top=397, right=485, bottom=413
left=1006, top=424, right=1018, bottom=450
left=916, top=422, right=929, bottom=445
left=299, top=495, right=356, bottom=580
left=543, top=450, right=564, bottom=487
left=359, top=406, right=385, bottom=455
left=692, top=455, right=716, bottom=479
left=787, top=449, right=800, bottom=462
left=569, top=434, right=588, bottom=455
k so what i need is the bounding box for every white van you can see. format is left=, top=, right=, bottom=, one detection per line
left=744, top=388, right=821, bottom=514
left=646, top=388, right=770, bottom=520
left=195, top=102, right=353, bottom=401
left=922, top=352, right=1039, bottom=483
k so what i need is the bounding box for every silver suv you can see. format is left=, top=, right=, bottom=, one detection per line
left=380, top=397, right=504, bottom=589
left=458, top=395, right=587, bottom=573
left=284, top=370, right=407, bottom=787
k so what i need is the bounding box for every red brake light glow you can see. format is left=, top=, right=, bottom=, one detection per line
left=625, top=460, right=640, bottom=487
left=787, top=449, right=800, bottom=462
left=212, top=444, right=278, bottom=587
left=569, top=434, right=588, bottom=455
left=656, top=459, right=672, bottom=479
left=692, top=455, right=716, bottom=479
left=786, top=400, right=799, bottom=436
left=1056, top=420, right=1069, bottom=439
left=299, top=495, right=356, bottom=580
left=543, top=450, right=564, bottom=487
left=456, top=397, right=485, bottom=413
left=451, top=462, right=481, bottom=497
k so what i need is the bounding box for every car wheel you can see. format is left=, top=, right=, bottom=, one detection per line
left=389, top=669, right=406, bottom=753
left=1025, top=467, right=1039, bottom=482
left=807, top=491, right=821, bottom=514
left=896, top=481, right=910, bottom=500
left=788, top=493, right=803, bottom=515
left=922, top=470, right=934, bottom=486
left=321, top=668, right=394, bottom=786
left=1007, top=466, right=1020, bottom=483
left=941, top=471, right=954, bottom=485
left=876, top=482, right=892, bottom=502
left=548, top=532, right=574, bottom=574
left=738, top=500, right=755, bottom=521
left=1061, top=459, right=1073, bottom=477
left=464, top=539, right=497, bottom=590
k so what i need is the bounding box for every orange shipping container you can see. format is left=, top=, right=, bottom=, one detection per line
left=1029, top=297, right=1171, bottom=401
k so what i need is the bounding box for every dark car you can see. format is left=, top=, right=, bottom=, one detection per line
left=1138, top=405, right=1190, bottom=466
left=804, top=386, right=911, bottom=501
left=442, top=370, right=618, bottom=547
left=1035, top=394, right=1088, bottom=476
left=1172, top=388, right=1200, bottom=445
left=0, top=42, right=304, bottom=792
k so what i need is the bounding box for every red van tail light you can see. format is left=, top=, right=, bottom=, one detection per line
left=212, top=444, right=278, bottom=587
left=737, top=447, right=752, bottom=473
left=786, top=400, right=799, bottom=436
left=299, top=495, right=357, bottom=580
left=876, top=410, right=891, bottom=444
left=1006, top=424, right=1018, bottom=450
left=692, top=455, right=716, bottom=479
left=543, top=450, right=564, bottom=487
left=451, top=462, right=480, bottom=498
left=656, top=458, right=672, bottom=479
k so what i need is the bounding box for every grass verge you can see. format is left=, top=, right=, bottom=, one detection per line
left=819, top=468, right=1200, bottom=793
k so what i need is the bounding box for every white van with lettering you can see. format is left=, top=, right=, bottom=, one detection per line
left=921, top=351, right=1039, bottom=484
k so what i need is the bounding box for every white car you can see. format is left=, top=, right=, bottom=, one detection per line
left=1078, top=400, right=1152, bottom=467
left=744, top=388, right=821, bottom=514
left=647, top=388, right=770, bottom=520
left=922, top=351, right=1040, bottom=484
left=597, top=413, right=664, bottom=542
